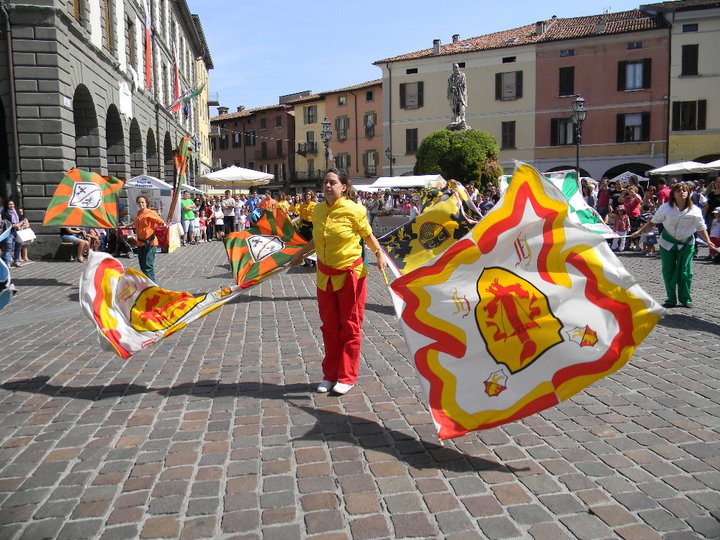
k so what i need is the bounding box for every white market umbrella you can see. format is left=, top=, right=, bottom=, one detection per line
left=198, top=165, right=273, bottom=189
left=609, top=171, right=649, bottom=185
left=647, top=161, right=709, bottom=175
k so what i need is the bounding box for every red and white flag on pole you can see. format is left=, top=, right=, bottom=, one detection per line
left=142, top=0, right=152, bottom=90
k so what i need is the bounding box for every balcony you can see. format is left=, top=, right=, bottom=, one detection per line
left=364, top=165, right=377, bottom=177
left=293, top=170, right=323, bottom=182
left=297, top=142, right=318, bottom=156
left=209, top=125, right=221, bottom=138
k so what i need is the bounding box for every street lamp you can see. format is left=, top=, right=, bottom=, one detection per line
left=571, top=94, right=587, bottom=179
left=320, top=117, right=332, bottom=175
left=384, top=146, right=395, bottom=176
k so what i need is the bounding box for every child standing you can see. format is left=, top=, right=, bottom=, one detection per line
left=237, top=207, right=249, bottom=231
left=639, top=203, right=657, bottom=257
left=611, top=206, right=630, bottom=252
left=709, top=207, right=720, bottom=263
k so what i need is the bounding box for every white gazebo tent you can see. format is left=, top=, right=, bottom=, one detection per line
left=703, top=159, right=720, bottom=172
left=181, top=183, right=205, bottom=195
left=370, top=174, right=445, bottom=190
left=198, top=165, right=273, bottom=191
left=647, top=161, right=710, bottom=175
left=124, top=175, right=180, bottom=223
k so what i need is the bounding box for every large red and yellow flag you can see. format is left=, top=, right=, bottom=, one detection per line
left=390, top=163, right=662, bottom=440
left=43, top=168, right=124, bottom=228
left=224, top=209, right=308, bottom=288
left=79, top=252, right=245, bottom=359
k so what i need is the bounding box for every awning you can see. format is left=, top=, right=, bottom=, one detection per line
left=370, top=174, right=445, bottom=189
left=647, top=161, right=709, bottom=175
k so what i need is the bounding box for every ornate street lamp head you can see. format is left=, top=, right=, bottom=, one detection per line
left=571, top=95, right=587, bottom=124
left=320, top=117, right=332, bottom=143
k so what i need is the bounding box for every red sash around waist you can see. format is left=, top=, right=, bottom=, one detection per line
left=316, top=256, right=363, bottom=276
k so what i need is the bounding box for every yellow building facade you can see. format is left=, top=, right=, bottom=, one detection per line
left=289, top=96, right=327, bottom=189
left=658, top=3, right=720, bottom=162
left=192, top=15, right=214, bottom=179
left=376, top=38, right=537, bottom=177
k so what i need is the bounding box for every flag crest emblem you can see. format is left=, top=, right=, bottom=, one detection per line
left=69, top=182, right=103, bottom=209
left=484, top=370, right=508, bottom=397
left=477, top=268, right=563, bottom=373
left=247, top=235, right=285, bottom=262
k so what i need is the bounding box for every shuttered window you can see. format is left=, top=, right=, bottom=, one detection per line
left=617, top=59, right=651, bottom=90
left=495, top=71, right=523, bottom=100
left=399, top=82, right=424, bottom=109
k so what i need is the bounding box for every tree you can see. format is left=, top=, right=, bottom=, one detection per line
left=414, top=129, right=502, bottom=189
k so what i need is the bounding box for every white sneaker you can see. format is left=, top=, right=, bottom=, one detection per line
left=333, top=382, right=354, bottom=395
left=316, top=380, right=334, bottom=393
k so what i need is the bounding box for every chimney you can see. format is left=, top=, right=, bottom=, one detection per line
left=452, top=34, right=460, bottom=43
left=433, top=39, right=441, bottom=55
left=596, top=18, right=606, bottom=33
left=237, top=106, right=245, bottom=113
left=217, top=106, right=229, bottom=115
left=535, top=21, right=545, bottom=35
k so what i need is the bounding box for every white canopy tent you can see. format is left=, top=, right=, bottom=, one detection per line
left=198, top=165, right=273, bottom=190
left=370, top=174, right=445, bottom=190
left=647, top=161, right=709, bottom=175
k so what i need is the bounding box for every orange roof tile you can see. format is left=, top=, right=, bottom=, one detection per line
left=211, top=103, right=291, bottom=122
left=374, top=9, right=666, bottom=64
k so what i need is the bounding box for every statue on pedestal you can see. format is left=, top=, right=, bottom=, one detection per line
left=447, top=63, right=470, bottom=131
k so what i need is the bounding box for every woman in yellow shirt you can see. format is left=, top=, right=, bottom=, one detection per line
left=297, top=190, right=316, bottom=241
left=291, top=169, right=386, bottom=395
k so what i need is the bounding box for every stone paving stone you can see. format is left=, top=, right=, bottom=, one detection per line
left=527, top=522, right=574, bottom=540
left=477, top=516, right=522, bottom=539
left=349, top=515, right=391, bottom=539
left=559, top=513, right=615, bottom=539
left=391, top=511, right=438, bottom=538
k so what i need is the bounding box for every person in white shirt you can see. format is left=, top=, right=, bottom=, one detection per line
left=632, top=182, right=717, bottom=308
left=221, top=190, right=236, bottom=236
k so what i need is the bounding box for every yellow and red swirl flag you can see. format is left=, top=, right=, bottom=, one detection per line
left=390, top=163, right=662, bottom=440
left=224, top=209, right=308, bottom=287
left=43, top=169, right=124, bottom=228
left=79, top=252, right=245, bottom=359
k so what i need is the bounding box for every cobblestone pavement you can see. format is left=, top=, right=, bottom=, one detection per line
left=0, top=242, right=719, bottom=540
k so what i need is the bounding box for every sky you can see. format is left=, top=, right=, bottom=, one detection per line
left=187, top=0, right=646, bottom=115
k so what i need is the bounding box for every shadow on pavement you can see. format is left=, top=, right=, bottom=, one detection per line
left=11, top=278, right=73, bottom=287
left=658, top=313, right=720, bottom=336
left=1, top=377, right=524, bottom=474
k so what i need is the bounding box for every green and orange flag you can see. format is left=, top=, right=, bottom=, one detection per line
left=166, top=135, right=191, bottom=223
left=224, top=209, right=308, bottom=288
left=43, top=168, right=124, bottom=228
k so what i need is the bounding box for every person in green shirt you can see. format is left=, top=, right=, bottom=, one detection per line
left=180, top=191, right=196, bottom=245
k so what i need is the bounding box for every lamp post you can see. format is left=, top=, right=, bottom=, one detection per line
left=320, top=116, right=332, bottom=177
left=384, top=146, right=394, bottom=177
left=571, top=94, right=587, bottom=179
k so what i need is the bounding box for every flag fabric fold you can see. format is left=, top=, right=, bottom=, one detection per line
left=379, top=181, right=480, bottom=279
left=390, top=163, right=662, bottom=440
left=166, top=135, right=190, bottom=224
left=543, top=170, right=616, bottom=238
left=43, top=169, right=124, bottom=228
left=224, top=209, right=308, bottom=287
left=79, top=251, right=245, bottom=359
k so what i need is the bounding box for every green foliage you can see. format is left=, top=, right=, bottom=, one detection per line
left=414, top=129, right=502, bottom=189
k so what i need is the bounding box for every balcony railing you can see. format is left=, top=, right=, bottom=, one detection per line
left=293, top=170, right=324, bottom=182
left=253, top=149, right=286, bottom=160
left=297, top=142, right=318, bottom=156
left=364, top=165, right=377, bottom=177
left=209, top=125, right=221, bottom=138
